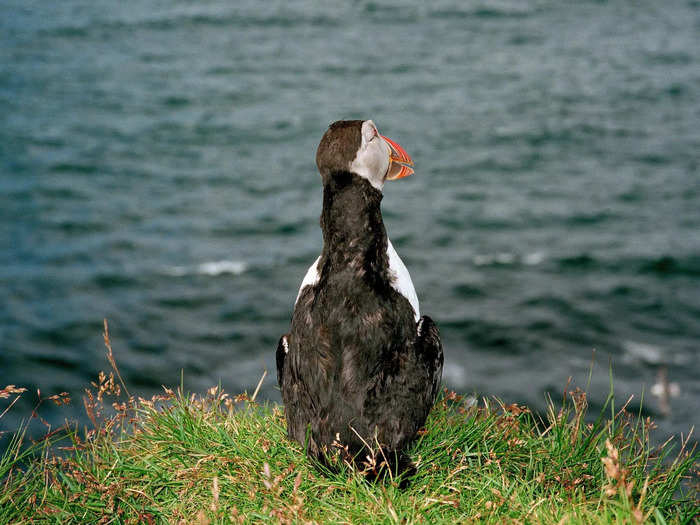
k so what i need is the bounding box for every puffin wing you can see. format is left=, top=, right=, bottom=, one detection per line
left=415, top=315, right=444, bottom=405
left=362, top=314, right=443, bottom=455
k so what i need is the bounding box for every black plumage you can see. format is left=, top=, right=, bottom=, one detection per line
left=276, top=120, right=443, bottom=473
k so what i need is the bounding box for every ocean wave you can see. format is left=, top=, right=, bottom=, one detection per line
left=429, top=5, right=536, bottom=20
left=556, top=254, right=700, bottom=277
left=638, top=255, right=700, bottom=277
left=40, top=11, right=341, bottom=39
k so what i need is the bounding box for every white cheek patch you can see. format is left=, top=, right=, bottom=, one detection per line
left=349, top=121, right=390, bottom=190
left=349, top=143, right=389, bottom=190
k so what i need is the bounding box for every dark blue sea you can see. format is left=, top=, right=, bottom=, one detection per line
left=1, top=1, right=699, bottom=446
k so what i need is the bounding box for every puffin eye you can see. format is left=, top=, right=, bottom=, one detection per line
left=365, top=126, right=379, bottom=143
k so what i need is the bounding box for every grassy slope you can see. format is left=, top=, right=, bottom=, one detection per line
left=1, top=374, right=697, bottom=524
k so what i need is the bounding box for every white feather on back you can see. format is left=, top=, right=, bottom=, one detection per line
left=386, top=239, right=420, bottom=322
left=294, top=241, right=420, bottom=322
left=295, top=255, right=320, bottom=304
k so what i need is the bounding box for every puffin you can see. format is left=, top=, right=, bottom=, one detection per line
left=276, top=119, right=443, bottom=474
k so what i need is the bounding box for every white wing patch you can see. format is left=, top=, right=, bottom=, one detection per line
left=387, top=239, right=420, bottom=322
left=295, top=255, right=320, bottom=304
left=294, top=243, right=420, bottom=322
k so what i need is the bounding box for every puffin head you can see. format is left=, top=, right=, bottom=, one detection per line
left=315, top=120, right=414, bottom=191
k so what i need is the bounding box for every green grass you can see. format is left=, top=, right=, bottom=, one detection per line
left=1, top=321, right=698, bottom=524
left=1, top=373, right=697, bottom=525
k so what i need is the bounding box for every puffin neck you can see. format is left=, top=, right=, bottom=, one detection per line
left=319, top=172, right=387, bottom=269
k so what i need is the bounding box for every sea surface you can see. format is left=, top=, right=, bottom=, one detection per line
left=1, top=1, right=699, bottom=446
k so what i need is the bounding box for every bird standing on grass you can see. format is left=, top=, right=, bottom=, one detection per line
left=276, top=120, right=443, bottom=475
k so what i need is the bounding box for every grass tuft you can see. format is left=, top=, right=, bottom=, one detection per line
left=1, top=383, right=697, bottom=523
left=0, top=326, right=697, bottom=523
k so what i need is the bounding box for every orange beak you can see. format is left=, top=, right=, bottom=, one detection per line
left=381, top=135, right=414, bottom=180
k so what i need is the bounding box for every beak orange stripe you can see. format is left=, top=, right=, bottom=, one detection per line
left=382, top=135, right=414, bottom=180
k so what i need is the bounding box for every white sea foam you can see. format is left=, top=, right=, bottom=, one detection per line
left=523, top=251, right=546, bottom=265
left=197, top=260, right=247, bottom=276
left=472, top=252, right=546, bottom=266
left=163, top=260, right=247, bottom=277
left=442, top=362, right=467, bottom=384
left=622, top=340, right=664, bottom=365
left=651, top=381, right=680, bottom=398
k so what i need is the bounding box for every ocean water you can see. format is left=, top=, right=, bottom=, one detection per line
left=1, top=1, right=699, bottom=445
